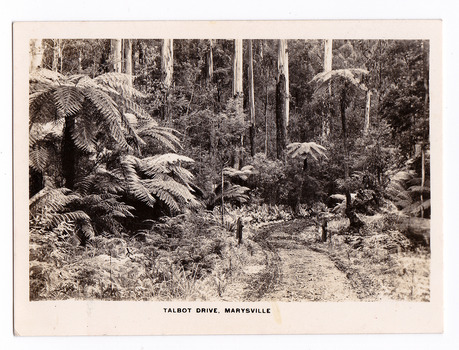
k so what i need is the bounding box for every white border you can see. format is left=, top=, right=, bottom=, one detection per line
left=3, top=0, right=459, bottom=349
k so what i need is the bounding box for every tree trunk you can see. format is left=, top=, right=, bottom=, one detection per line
left=420, top=147, right=425, bottom=218
left=124, top=39, right=133, bottom=85
left=248, top=39, right=256, bottom=157
left=111, top=39, right=122, bottom=73
left=322, top=39, right=333, bottom=138
left=207, top=39, right=214, bottom=82
left=232, top=39, right=243, bottom=98
left=78, top=49, right=82, bottom=74
left=276, top=40, right=289, bottom=160
left=363, top=90, right=372, bottom=135
left=324, top=39, right=333, bottom=72
left=232, top=39, right=244, bottom=168
left=221, top=166, right=225, bottom=224
left=161, top=39, right=174, bottom=122
left=30, top=39, right=44, bottom=72
left=276, top=73, right=287, bottom=160
left=264, top=65, right=269, bottom=157
left=340, top=86, right=363, bottom=231
left=277, top=40, right=289, bottom=126
left=52, top=39, right=59, bottom=72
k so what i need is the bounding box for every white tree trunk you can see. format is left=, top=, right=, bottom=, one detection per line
left=111, top=39, right=122, bottom=73
left=207, top=39, right=213, bottom=81
left=364, top=90, right=372, bottom=135
left=232, top=39, right=243, bottom=98
left=161, top=39, right=174, bottom=88
left=324, top=39, right=333, bottom=72
left=248, top=40, right=256, bottom=156
left=322, top=39, right=333, bottom=138
left=277, top=40, right=289, bottom=126
left=30, top=39, right=44, bottom=72
left=124, top=39, right=133, bottom=85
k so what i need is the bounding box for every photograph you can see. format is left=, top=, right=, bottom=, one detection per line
left=13, top=20, right=443, bottom=335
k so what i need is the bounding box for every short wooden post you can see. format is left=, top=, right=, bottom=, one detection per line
left=321, top=218, right=328, bottom=242
left=236, top=217, right=243, bottom=245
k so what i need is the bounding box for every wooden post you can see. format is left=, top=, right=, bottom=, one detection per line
left=321, top=218, right=328, bottom=242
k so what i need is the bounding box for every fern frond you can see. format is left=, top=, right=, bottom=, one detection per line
left=94, top=73, right=146, bottom=98
left=82, top=87, right=130, bottom=150
left=120, top=155, right=157, bottom=207
left=29, top=89, right=58, bottom=125
left=287, top=142, right=328, bottom=160
left=72, top=75, right=120, bottom=96
left=139, top=154, right=194, bottom=177
left=123, top=98, right=152, bottom=120
left=49, top=210, right=91, bottom=228
left=137, top=122, right=182, bottom=151
left=311, top=68, right=369, bottom=91
left=29, top=144, right=52, bottom=172
left=29, top=187, right=78, bottom=215
left=53, top=86, right=85, bottom=117
left=143, top=179, right=196, bottom=202
left=223, top=165, right=256, bottom=181
left=30, top=68, right=64, bottom=83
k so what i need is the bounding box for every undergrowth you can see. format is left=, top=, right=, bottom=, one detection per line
left=29, top=210, right=252, bottom=301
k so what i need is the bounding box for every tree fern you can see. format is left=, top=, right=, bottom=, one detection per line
left=223, top=165, right=256, bottom=181
left=287, top=142, right=328, bottom=160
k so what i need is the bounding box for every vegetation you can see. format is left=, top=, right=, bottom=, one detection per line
left=29, top=39, right=430, bottom=301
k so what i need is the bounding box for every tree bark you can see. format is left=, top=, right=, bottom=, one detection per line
left=232, top=39, right=243, bottom=98
left=207, top=39, right=214, bottom=82
left=30, top=39, right=44, bottom=72
left=124, top=39, right=133, bottom=85
left=324, top=39, right=333, bottom=72
left=276, top=40, right=289, bottom=159
left=264, top=67, right=269, bottom=157
left=161, top=39, right=174, bottom=122
left=276, top=73, right=287, bottom=160
left=363, top=90, right=372, bottom=135
left=322, top=39, right=333, bottom=138
left=248, top=40, right=256, bottom=157
left=111, top=39, right=122, bottom=73
left=232, top=39, right=244, bottom=168
left=277, top=40, right=289, bottom=126
left=52, top=39, right=60, bottom=72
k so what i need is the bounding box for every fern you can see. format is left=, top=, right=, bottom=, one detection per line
left=223, top=165, right=256, bottom=181
left=311, top=68, right=369, bottom=93
left=287, top=142, right=328, bottom=160
left=119, top=154, right=197, bottom=212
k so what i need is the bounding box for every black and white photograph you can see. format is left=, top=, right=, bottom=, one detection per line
left=13, top=20, right=443, bottom=335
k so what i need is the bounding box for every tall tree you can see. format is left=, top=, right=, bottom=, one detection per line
left=232, top=39, right=244, bottom=168
left=161, top=39, right=174, bottom=122
left=207, top=39, right=214, bottom=82
left=111, top=39, right=122, bottom=73
left=30, top=39, right=44, bottom=72
left=363, top=90, right=372, bottom=134
left=276, top=39, right=289, bottom=159
left=248, top=39, right=256, bottom=156
left=322, top=39, right=333, bottom=138
left=232, top=39, right=243, bottom=98
left=124, top=39, right=133, bottom=85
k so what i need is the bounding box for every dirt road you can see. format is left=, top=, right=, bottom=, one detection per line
left=222, top=220, right=358, bottom=302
